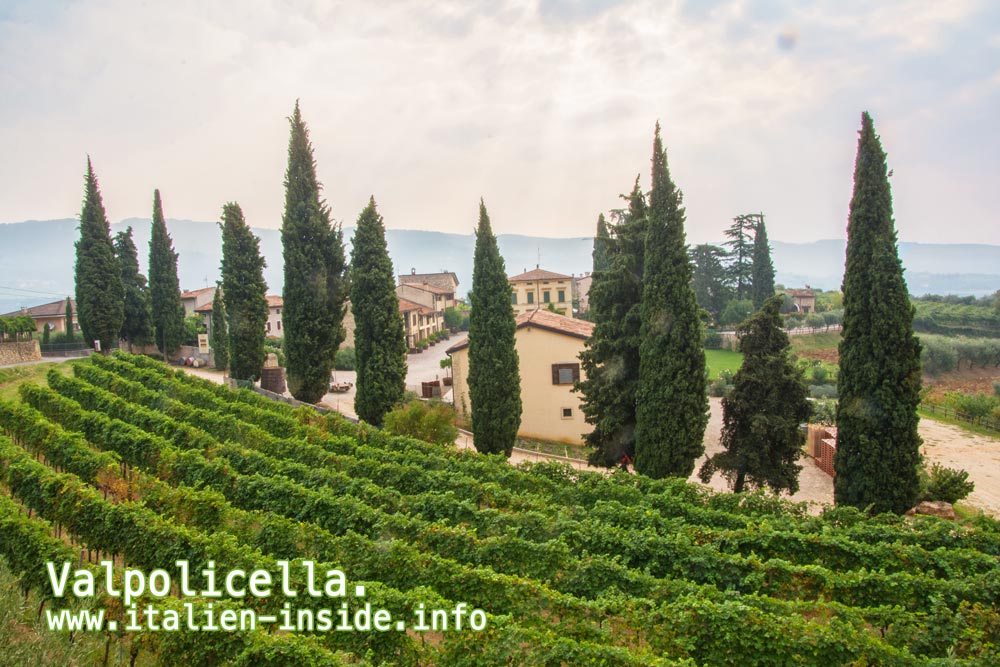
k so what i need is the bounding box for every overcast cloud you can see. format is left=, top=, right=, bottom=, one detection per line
left=1, top=0, right=997, bottom=244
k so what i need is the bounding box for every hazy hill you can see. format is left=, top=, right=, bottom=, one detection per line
left=1, top=218, right=998, bottom=314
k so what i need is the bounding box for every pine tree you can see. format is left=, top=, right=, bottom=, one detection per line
left=221, top=202, right=269, bottom=382
left=281, top=101, right=348, bottom=403
left=724, top=214, right=756, bottom=300
left=350, top=197, right=407, bottom=426
left=210, top=283, right=229, bottom=371
left=634, top=123, right=708, bottom=479
left=64, top=297, right=75, bottom=342
left=148, top=189, right=185, bottom=357
left=113, top=226, right=153, bottom=351
left=699, top=295, right=810, bottom=493
left=690, top=244, right=732, bottom=325
left=468, top=200, right=521, bottom=456
left=750, top=215, right=776, bottom=310
left=74, top=159, right=124, bottom=352
left=835, top=112, right=922, bottom=514
left=592, top=213, right=613, bottom=274
left=577, top=179, right=647, bottom=467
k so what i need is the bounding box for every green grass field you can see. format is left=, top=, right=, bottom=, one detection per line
left=705, top=348, right=743, bottom=379
left=0, top=360, right=78, bottom=402
left=789, top=330, right=841, bottom=353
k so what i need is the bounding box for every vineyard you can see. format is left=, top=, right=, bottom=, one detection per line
left=1, top=352, right=1000, bottom=665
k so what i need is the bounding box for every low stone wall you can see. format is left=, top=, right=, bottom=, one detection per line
left=0, top=340, right=42, bottom=365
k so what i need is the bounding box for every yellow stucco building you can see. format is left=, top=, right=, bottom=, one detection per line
left=509, top=268, right=573, bottom=317
left=447, top=309, right=594, bottom=444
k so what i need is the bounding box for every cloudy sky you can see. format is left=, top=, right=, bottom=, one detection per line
left=1, top=0, right=997, bottom=244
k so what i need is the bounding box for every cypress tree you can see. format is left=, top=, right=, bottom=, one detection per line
left=350, top=197, right=407, bottom=426
left=281, top=101, right=348, bottom=403
left=634, top=123, right=708, bottom=479
left=113, top=226, right=153, bottom=351
left=42, top=323, right=50, bottom=345
left=699, top=295, right=810, bottom=493
left=221, top=202, right=269, bottom=382
left=592, top=213, right=613, bottom=274
left=750, top=216, right=776, bottom=310
left=148, top=189, right=185, bottom=357
left=64, top=297, right=75, bottom=342
left=74, top=158, right=124, bottom=352
left=577, top=179, right=647, bottom=467
left=468, top=200, right=521, bottom=456
left=210, top=283, right=229, bottom=371
left=835, top=112, right=922, bottom=514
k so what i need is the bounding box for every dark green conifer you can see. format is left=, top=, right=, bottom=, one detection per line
left=148, top=189, right=185, bottom=357
left=750, top=216, right=776, bottom=310
left=114, top=226, right=153, bottom=351
left=699, top=296, right=810, bottom=493
left=577, top=179, right=647, bottom=467
left=350, top=197, right=407, bottom=427
left=281, top=101, right=348, bottom=403
left=835, top=112, right=922, bottom=514
left=64, top=297, right=75, bottom=342
left=468, top=200, right=521, bottom=456
left=634, top=123, right=708, bottom=479
left=74, top=159, right=124, bottom=352
left=592, top=213, right=613, bottom=274
left=210, top=284, right=229, bottom=371
left=221, top=203, right=268, bottom=382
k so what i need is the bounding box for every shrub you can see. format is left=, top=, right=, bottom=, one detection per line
left=810, top=399, right=837, bottom=426
left=805, top=313, right=826, bottom=330
left=994, top=380, right=1000, bottom=397
left=809, top=384, right=838, bottom=399
left=334, top=346, right=356, bottom=371
left=707, top=378, right=732, bottom=397
left=943, top=391, right=998, bottom=419
left=383, top=400, right=458, bottom=445
left=920, top=336, right=959, bottom=376
left=920, top=463, right=975, bottom=504
left=822, top=310, right=843, bottom=328
left=811, top=365, right=828, bottom=385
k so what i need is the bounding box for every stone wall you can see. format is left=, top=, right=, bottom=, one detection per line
left=0, top=341, right=42, bottom=365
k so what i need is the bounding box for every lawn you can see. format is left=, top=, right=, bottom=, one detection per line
left=705, top=348, right=743, bottom=379
left=790, top=330, right=841, bottom=353
left=0, top=359, right=80, bottom=402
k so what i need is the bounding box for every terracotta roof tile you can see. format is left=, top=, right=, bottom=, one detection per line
left=447, top=309, right=592, bottom=354
left=0, top=298, right=74, bottom=319
left=397, top=296, right=435, bottom=315
left=508, top=268, right=573, bottom=282
left=266, top=295, right=283, bottom=308
left=179, top=286, right=215, bottom=299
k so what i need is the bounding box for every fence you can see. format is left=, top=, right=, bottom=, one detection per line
left=39, top=342, right=93, bottom=358
left=921, top=403, right=1000, bottom=434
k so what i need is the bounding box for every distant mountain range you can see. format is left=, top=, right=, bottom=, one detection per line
left=1, top=218, right=998, bottom=314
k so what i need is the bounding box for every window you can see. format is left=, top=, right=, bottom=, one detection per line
left=557, top=289, right=565, bottom=302
left=276, top=308, right=281, bottom=315
left=543, top=291, right=551, bottom=303
left=527, top=292, right=534, bottom=304
left=561, top=407, right=573, bottom=419
left=266, top=322, right=271, bottom=333
left=511, top=292, right=517, bottom=305
left=551, top=363, right=580, bottom=385
left=277, top=320, right=281, bottom=330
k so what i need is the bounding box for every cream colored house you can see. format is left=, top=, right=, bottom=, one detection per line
left=509, top=267, right=573, bottom=317
left=398, top=296, right=441, bottom=348
left=447, top=309, right=594, bottom=445
left=180, top=287, right=216, bottom=318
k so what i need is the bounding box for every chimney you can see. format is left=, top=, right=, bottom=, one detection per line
left=411, top=268, right=416, bottom=274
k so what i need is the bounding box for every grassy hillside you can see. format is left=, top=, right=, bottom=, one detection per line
left=1, top=351, right=999, bottom=664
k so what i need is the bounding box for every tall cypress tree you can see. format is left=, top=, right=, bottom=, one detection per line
left=74, top=158, right=124, bottom=352
left=634, top=123, right=708, bottom=479
left=221, top=202, right=269, bottom=383
left=350, top=197, right=407, bottom=426
left=210, top=283, right=229, bottom=371
left=577, top=179, right=647, bottom=467
left=750, top=216, right=776, bottom=310
left=468, top=200, right=521, bottom=456
left=113, top=226, right=153, bottom=351
left=592, top=213, right=613, bottom=274
left=64, top=297, right=75, bottom=342
left=699, top=295, right=810, bottom=493
left=281, top=101, right=348, bottom=403
left=835, top=112, right=922, bottom=514
left=148, top=189, right=185, bottom=357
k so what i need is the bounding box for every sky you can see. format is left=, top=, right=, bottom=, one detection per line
left=1, top=0, right=998, bottom=244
